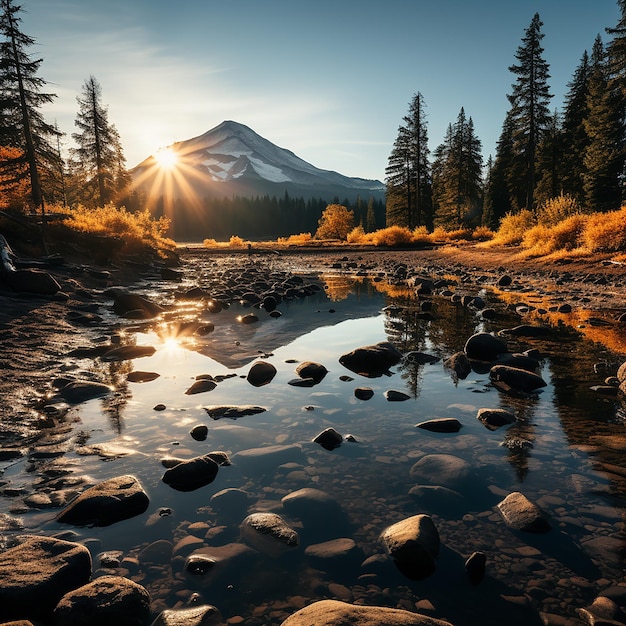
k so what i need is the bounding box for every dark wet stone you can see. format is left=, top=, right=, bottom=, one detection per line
left=288, top=377, right=316, bottom=387
left=380, top=514, right=440, bottom=580
left=409, top=454, right=473, bottom=491
left=339, top=341, right=402, bottom=377
left=153, top=403, right=166, bottom=411
left=490, top=365, right=547, bottom=393
left=497, top=275, right=512, bottom=287
left=55, top=380, right=112, bottom=404
left=247, top=361, right=277, bottom=386
left=416, top=418, right=462, bottom=433
left=313, top=427, right=343, bottom=450
left=162, top=456, right=219, bottom=492
left=8, top=269, right=61, bottom=295
left=354, top=387, right=374, bottom=400
left=101, top=345, right=157, bottom=361
left=126, top=371, right=160, bottom=383
left=205, top=450, right=231, bottom=466
left=501, top=324, right=552, bottom=337
left=185, top=554, right=217, bottom=576
left=464, top=332, right=508, bottom=361
left=262, top=295, right=277, bottom=312
left=210, top=488, right=250, bottom=519
left=185, top=379, right=217, bottom=395
left=204, top=405, right=266, bottom=420
left=295, top=361, right=328, bottom=384
left=189, top=424, right=209, bottom=441
left=465, top=551, right=486, bottom=584
left=497, top=491, right=551, bottom=533
left=110, top=290, right=164, bottom=319
left=53, top=575, right=150, bottom=626
left=384, top=389, right=410, bottom=401
left=477, top=408, right=517, bottom=430
left=406, top=351, right=440, bottom=364
left=494, top=353, right=541, bottom=372
left=238, top=312, right=258, bottom=324
left=57, top=475, right=149, bottom=527
left=443, top=351, right=472, bottom=380
left=0, top=535, right=92, bottom=622
left=195, top=323, right=214, bottom=335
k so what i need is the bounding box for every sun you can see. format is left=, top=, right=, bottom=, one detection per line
left=154, top=147, right=178, bottom=170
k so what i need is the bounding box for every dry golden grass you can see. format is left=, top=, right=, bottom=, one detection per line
left=64, top=204, right=175, bottom=255
left=582, top=206, right=626, bottom=252
left=277, top=232, right=313, bottom=245
left=485, top=209, right=536, bottom=247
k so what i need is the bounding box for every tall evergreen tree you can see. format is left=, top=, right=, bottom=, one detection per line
left=506, top=13, right=553, bottom=211
left=606, top=0, right=626, bottom=100
left=583, top=36, right=624, bottom=211
left=560, top=50, right=591, bottom=201
left=432, top=108, right=483, bottom=228
left=0, top=0, right=59, bottom=211
left=385, top=92, right=432, bottom=229
left=534, top=109, right=563, bottom=206
left=70, top=75, right=128, bottom=207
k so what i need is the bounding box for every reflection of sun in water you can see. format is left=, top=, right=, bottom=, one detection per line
left=154, top=147, right=178, bottom=170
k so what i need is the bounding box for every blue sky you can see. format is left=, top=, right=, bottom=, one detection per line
left=24, top=0, right=621, bottom=181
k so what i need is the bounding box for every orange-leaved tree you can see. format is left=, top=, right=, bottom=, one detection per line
left=314, top=204, right=355, bottom=240
left=0, top=145, right=29, bottom=210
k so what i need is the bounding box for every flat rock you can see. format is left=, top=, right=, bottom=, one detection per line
left=295, top=361, right=328, bottom=384
left=409, top=454, right=473, bottom=491
left=101, top=345, right=157, bottom=361
left=8, top=268, right=61, bottom=295
left=380, top=514, right=440, bottom=580
left=339, top=341, right=403, bottom=377
left=162, top=456, right=219, bottom=492
left=354, top=387, right=374, bottom=400
left=57, top=475, right=149, bottom=526
left=240, top=512, right=299, bottom=558
left=185, top=379, right=217, bottom=395
left=150, top=605, right=223, bottom=626
left=233, top=444, right=304, bottom=475
left=53, top=575, right=150, bottom=626
left=416, top=418, right=462, bottom=433
left=126, top=371, right=160, bottom=383
left=0, top=535, right=92, bottom=622
left=280, top=599, right=453, bottom=625
left=497, top=491, right=551, bottom=532
left=203, top=405, right=266, bottom=420
left=55, top=380, right=112, bottom=404
left=385, top=389, right=411, bottom=401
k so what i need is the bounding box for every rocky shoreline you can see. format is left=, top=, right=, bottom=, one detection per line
left=0, top=243, right=625, bottom=625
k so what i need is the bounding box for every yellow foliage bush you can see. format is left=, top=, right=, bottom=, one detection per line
left=537, top=194, right=583, bottom=226
left=412, top=225, right=431, bottom=245
left=203, top=238, right=219, bottom=247
left=582, top=206, right=626, bottom=252
left=472, top=225, right=495, bottom=241
left=347, top=225, right=366, bottom=243
left=276, top=232, right=313, bottom=245
left=489, top=210, right=536, bottom=246
left=64, top=204, right=174, bottom=255
left=228, top=235, right=246, bottom=247
left=369, top=225, right=414, bottom=246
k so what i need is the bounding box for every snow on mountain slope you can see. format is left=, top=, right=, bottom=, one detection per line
left=131, top=120, right=384, bottom=199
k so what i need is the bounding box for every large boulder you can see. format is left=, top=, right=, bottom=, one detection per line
left=162, top=455, right=219, bottom=492
left=55, top=380, right=113, bottom=404
left=110, top=290, right=164, bottom=319
left=280, top=600, right=453, bottom=625
left=0, top=535, right=92, bottom=622
left=7, top=269, right=61, bottom=295
left=339, top=342, right=402, bottom=377
left=53, top=575, right=150, bottom=626
left=380, top=514, right=440, bottom=579
left=464, top=332, right=508, bottom=362
left=57, top=475, right=149, bottom=526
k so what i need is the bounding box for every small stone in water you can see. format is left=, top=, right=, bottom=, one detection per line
left=153, top=404, right=166, bottom=411
left=190, top=424, right=209, bottom=441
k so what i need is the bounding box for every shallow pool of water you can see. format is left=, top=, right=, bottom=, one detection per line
left=3, top=267, right=626, bottom=625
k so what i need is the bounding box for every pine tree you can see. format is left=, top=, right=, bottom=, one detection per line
left=385, top=92, right=432, bottom=229
left=606, top=0, right=626, bottom=99
left=560, top=50, right=591, bottom=201
left=534, top=109, right=563, bottom=207
left=70, top=75, right=128, bottom=207
left=506, top=13, right=553, bottom=211
left=0, top=0, right=60, bottom=211
left=432, top=108, right=483, bottom=228
left=583, top=36, right=624, bottom=212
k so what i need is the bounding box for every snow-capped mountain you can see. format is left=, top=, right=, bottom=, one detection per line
left=130, top=120, right=385, bottom=202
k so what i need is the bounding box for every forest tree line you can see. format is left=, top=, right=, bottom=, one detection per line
left=386, top=8, right=626, bottom=231
left=3, top=0, right=626, bottom=242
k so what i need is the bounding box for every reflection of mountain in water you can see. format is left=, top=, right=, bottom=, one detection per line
left=192, top=287, right=386, bottom=368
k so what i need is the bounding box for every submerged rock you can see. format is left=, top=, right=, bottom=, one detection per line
left=409, top=453, right=473, bottom=491
left=57, top=475, right=149, bottom=527
left=240, top=512, right=299, bottom=558
left=476, top=408, right=517, bottom=430
left=150, top=604, right=223, bottom=626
